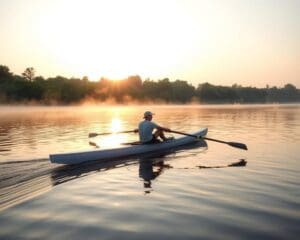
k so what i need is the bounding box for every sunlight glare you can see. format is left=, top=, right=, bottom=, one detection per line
left=110, top=118, right=122, bottom=133
left=36, top=0, right=204, bottom=80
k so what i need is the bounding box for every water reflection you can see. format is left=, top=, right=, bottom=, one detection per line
left=139, top=159, right=172, bottom=194
left=89, top=116, right=136, bottom=149
left=0, top=105, right=299, bottom=240
left=197, top=159, right=247, bottom=169
left=0, top=139, right=208, bottom=211
left=50, top=139, right=247, bottom=196
left=110, top=118, right=122, bottom=133
left=0, top=138, right=250, bottom=211
left=1, top=104, right=299, bottom=161
left=51, top=157, right=139, bottom=186
left=50, top=141, right=208, bottom=188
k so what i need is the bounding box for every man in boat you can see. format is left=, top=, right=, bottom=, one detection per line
left=135, top=111, right=172, bottom=144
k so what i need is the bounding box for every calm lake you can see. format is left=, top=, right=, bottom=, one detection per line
left=0, top=104, right=299, bottom=240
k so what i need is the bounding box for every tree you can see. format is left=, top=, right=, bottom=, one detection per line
left=171, top=80, right=195, bottom=103
left=123, top=75, right=142, bottom=98
left=284, top=83, right=297, bottom=93
left=282, top=84, right=299, bottom=102
left=22, top=67, right=35, bottom=81
left=82, top=76, right=89, bottom=82
left=0, top=65, right=13, bottom=82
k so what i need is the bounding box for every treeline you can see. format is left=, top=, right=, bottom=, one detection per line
left=0, top=65, right=299, bottom=104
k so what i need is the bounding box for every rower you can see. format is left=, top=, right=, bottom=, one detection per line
left=135, top=111, right=172, bottom=144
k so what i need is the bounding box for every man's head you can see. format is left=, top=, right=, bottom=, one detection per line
left=144, top=111, right=154, bottom=120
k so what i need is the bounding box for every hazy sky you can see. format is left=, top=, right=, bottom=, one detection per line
left=0, top=0, right=299, bottom=87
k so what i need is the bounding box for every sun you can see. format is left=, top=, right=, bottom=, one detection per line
left=36, top=0, right=203, bottom=81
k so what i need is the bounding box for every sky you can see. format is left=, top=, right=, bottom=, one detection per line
left=0, top=0, right=299, bottom=88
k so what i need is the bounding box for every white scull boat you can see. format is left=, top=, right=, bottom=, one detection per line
left=50, top=128, right=208, bottom=165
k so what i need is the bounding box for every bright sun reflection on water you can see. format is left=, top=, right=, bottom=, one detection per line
left=98, top=117, right=129, bottom=149
left=111, top=118, right=122, bottom=133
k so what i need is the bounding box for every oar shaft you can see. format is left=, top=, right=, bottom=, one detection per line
left=168, top=130, right=197, bottom=138
left=89, top=130, right=135, bottom=137
left=99, top=130, right=134, bottom=135
left=169, top=129, right=247, bottom=150
left=201, top=137, right=227, bottom=144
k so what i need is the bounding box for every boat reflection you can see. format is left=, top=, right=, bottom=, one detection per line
left=50, top=140, right=208, bottom=188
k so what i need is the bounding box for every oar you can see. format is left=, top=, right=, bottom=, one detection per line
left=89, top=130, right=136, bottom=138
left=89, top=141, right=100, bottom=148
left=169, top=130, right=248, bottom=150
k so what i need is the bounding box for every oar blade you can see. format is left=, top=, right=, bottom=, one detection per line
left=88, top=133, right=98, bottom=138
left=227, top=142, right=248, bottom=150
left=89, top=141, right=100, bottom=148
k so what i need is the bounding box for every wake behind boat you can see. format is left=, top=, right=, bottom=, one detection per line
left=50, top=128, right=208, bottom=165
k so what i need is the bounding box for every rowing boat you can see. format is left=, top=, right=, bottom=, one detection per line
left=50, top=128, right=208, bottom=165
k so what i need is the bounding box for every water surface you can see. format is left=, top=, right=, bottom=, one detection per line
left=0, top=104, right=299, bottom=240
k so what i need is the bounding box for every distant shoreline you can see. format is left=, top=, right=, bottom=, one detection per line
left=0, top=102, right=299, bottom=108
left=1, top=65, right=300, bottom=105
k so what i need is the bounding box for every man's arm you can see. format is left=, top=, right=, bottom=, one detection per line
left=157, top=126, right=171, bottom=132
left=152, top=121, right=170, bottom=132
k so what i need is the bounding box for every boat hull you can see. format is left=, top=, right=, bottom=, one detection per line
left=50, top=128, right=208, bottom=165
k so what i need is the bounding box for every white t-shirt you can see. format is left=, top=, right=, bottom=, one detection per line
left=138, top=120, right=159, bottom=143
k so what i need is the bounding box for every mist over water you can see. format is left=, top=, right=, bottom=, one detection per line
left=0, top=104, right=299, bottom=239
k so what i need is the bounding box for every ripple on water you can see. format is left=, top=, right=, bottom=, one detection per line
left=0, top=105, right=300, bottom=239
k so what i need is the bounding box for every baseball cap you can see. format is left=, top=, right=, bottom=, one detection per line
left=144, top=111, right=154, bottom=118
